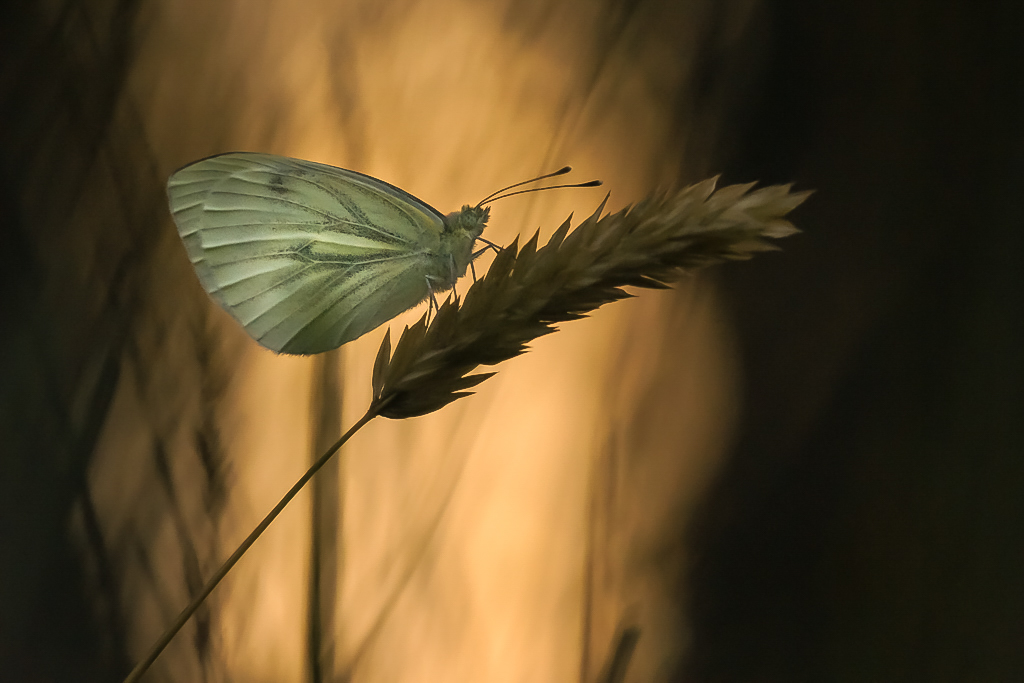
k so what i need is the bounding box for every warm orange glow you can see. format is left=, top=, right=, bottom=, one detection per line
left=89, top=1, right=744, bottom=680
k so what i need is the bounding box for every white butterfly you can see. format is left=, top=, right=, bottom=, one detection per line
left=167, top=152, right=595, bottom=354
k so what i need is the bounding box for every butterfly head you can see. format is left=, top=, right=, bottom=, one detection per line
left=444, top=205, right=490, bottom=240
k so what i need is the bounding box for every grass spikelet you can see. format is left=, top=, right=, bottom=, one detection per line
left=373, top=178, right=812, bottom=419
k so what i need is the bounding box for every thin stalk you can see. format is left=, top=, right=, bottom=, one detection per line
left=123, top=400, right=387, bottom=683
left=308, top=350, right=344, bottom=683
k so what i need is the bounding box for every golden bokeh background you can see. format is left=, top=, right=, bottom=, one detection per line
left=85, top=1, right=751, bottom=681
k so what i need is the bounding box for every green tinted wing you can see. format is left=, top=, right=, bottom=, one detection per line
left=167, top=152, right=443, bottom=354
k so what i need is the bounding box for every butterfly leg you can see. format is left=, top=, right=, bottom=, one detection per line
left=424, top=276, right=440, bottom=325
left=476, top=236, right=502, bottom=253
left=447, top=255, right=460, bottom=301
left=469, top=246, right=491, bottom=282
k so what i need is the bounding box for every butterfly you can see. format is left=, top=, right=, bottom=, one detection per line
left=167, top=152, right=598, bottom=355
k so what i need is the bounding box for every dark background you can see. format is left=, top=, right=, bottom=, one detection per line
left=2, top=1, right=1022, bottom=681
left=684, top=2, right=1024, bottom=680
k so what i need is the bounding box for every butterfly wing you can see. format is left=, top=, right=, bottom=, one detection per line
left=168, top=152, right=446, bottom=354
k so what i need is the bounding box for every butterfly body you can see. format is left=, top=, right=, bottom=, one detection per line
left=167, top=152, right=488, bottom=354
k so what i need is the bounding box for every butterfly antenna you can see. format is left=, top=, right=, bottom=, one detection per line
left=480, top=179, right=602, bottom=206
left=475, top=166, right=573, bottom=206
